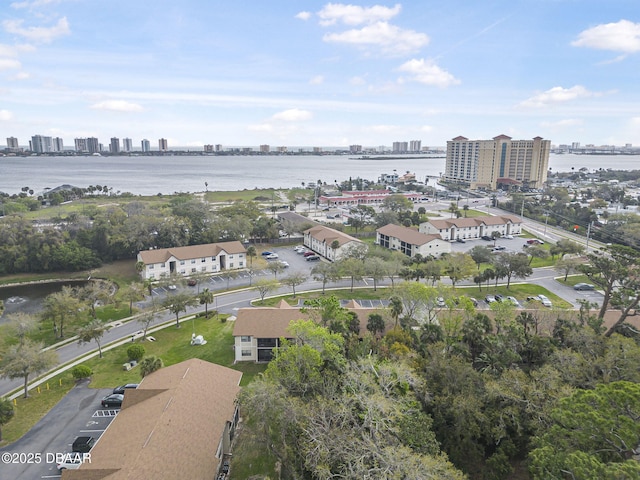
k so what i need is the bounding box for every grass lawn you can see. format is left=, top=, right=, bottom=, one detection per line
left=556, top=274, right=591, bottom=287
left=204, top=188, right=279, bottom=203
left=0, top=373, right=76, bottom=447
left=232, top=419, right=278, bottom=479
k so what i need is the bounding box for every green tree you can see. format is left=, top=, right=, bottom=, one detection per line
left=338, top=257, right=365, bottom=292
left=0, top=340, right=58, bottom=398
left=267, top=260, right=286, bottom=278
left=127, top=344, right=146, bottom=362
left=366, top=313, right=386, bottom=337
left=80, top=280, right=113, bottom=319
left=442, top=252, right=476, bottom=289
left=311, top=261, right=341, bottom=294
left=555, top=256, right=583, bottom=281
left=365, top=256, right=388, bottom=291
left=77, top=319, right=111, bottom=358
left=0, top=398, right=15, bottom=442
left=120, top=282, right=145, bottom=315
left=254, top=278, right=279, bottom=302
left=529, top=381, right=640, bottom=479
left=382, top=194, right=413, bottom=213
left=162, top=292, right=198, bottom=327
left=469, top=245, right=492, bottom=270
left=246, top=245, right=257, bottom=267
left=281, top=272, right=308, bottom=298
left=525, top=244, right=549, bottom=265
left=140, top=355, right=164, bottom=378
left=6, top=312, right=38, bottom=346
left=198, top=288, right=215, bottom=316
left=492, top=252, right=533, bottom=289
left=41, top=286, right=83, bottom=338
left=389, top=295, right=404, bottom=329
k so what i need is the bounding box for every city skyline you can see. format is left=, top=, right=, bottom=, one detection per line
left=1, top=1, right=639, bottom=147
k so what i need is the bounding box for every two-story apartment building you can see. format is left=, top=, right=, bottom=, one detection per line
left=137, top=241, right=246, bottom=280
left=376, top=224, right=451, bottom=258
left=419, top=214, right=522, bottom=241
left=303, top=225, right=366, bottom=261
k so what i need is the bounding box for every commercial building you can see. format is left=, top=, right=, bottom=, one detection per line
left=444, top=135, right=550, bottom=191
left=419, top=214, right=523, bottom=241
left=122, top=137, right=133, bottom=152
left=303, top=225, right=365, bottom=261
left=376, top=224, right=450, bottom=257
left=141, top=139, right=151, bottom=152
left=110, top=137, right=120, bottom=154
left=136, top=241, right=247, bottom=280
left=62, top=359, right=241, bottom=480
left=319, top=189, right=421, bottom=207
left=158, top=138, right=168, bottom=151
left=30, top=135, right=53, bottom=153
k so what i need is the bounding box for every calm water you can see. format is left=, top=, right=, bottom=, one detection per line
left=0, top=280, right=89, bottom=322
left=1, top=153, right=638, bottom=196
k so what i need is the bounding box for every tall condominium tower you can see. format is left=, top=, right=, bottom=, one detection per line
left=122, top=138, right=133, bottom=152
left=409, top=140, right=421, bottom=152
left=141, top=139, right=151, bottom=152
left=86, top=137, right=100, bottom=154
left=30, top=135, right=53, bottom=153
left=158, top=138, right=168, bottom=151
left=6, top=137, right=19, bottom=151
left=75, top=138, right=87, bottom=152
left=52, top=137, right=64, bottom=152
left=444, top=135, right=550, bottom=191
left=110, top=137, right=120, bottom=154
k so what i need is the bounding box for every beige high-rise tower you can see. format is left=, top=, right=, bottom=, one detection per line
left=444, top=135, right=550, bottom=190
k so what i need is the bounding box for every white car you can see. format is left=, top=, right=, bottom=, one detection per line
left=504, top=234, right=514, bottom=239
left=57, top=456, right=83, bottom=471
left=280, top=261, right=289, bottom=268
left=505, top=296, right=521, bottom=307
left=265, top=253, right=279, bottom=260
left=167, top=285, right=177, bottom=291
left=537, top=294, right=552, bottom=307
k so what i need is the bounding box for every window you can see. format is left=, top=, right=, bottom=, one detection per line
left=241, top=349, right=252, bottom=357
left=180, top=269, right=185, bottom=274
left=149, top=264, right=154, bottom=269
left=229, top=263, right=234, bottom=268
left=201, top=266, right=207, bottom=272
left=229, top=255, right=234, bottom=259
left=191, top=268, right=196, bottom=273
left=241, top=336, right=251, bottom=342
left=201, top=258, right=206, bottom=263
left=180, top=260, right=185, bottom=265
left=239, top=262, right=244, bottom=267
left=191, top=259, right=196, bottom=264
left=160, top=263, right=165, bottom=267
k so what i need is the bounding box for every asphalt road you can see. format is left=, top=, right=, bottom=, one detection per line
left=0, top=380, right=114, bottom=479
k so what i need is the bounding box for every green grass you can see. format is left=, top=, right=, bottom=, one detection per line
left=204, top=188, right=280, bottom=203
left=556, top=274, right=591, bottom=287
left=231, top=419, right=278, bottom=479
left=0, top=372, right=76, bottom=447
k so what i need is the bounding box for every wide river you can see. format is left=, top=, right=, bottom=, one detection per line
left=1, top=153, right=638, bottom=196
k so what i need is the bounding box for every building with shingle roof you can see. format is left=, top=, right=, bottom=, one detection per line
left=303, top=225, right=365, bottom=261
left=136, top=241, right=246, bottom=280
left=233, top=300, right=389, bottom=362
left=376, top=224, right=450, bottom=258
left=62, top=359, right=242, bottom=480
left=419, top=214, right=522, bottom=241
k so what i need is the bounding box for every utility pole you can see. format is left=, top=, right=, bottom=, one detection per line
left=543, top=211, right=549, bottom=236
left=585, top=221, right=593, bottom=252
left=520, top=198, right=525, bottom=220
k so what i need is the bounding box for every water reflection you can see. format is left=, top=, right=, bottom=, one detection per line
left=0, top=281, right=89, bottom=322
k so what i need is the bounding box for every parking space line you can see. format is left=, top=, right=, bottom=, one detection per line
left=80, top=429, right=105, bottom=432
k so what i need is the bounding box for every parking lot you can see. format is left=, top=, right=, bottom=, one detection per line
left=0, top=382, right=117, bottom=479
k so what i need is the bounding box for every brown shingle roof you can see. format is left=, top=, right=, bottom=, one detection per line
left=377, top=224, right=443, bottom=245
left=138, top=241, right=246, bottom=265
left=304, top=225, right=361, bottom=247
left=63, top=359, right=241, bottom=480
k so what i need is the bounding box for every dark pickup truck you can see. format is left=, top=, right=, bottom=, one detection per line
left=72, top=436, right=95, bottom=453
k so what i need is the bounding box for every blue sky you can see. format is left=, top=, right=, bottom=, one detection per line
left=1, top=0, right=639, bottom=149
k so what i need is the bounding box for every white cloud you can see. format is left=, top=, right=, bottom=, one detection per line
left=318, top=3, right=402, bottom=26
left=9, top=71, right=30, bottom=80
left=572, top=20, right=640, bottom=53
left=11, top=0, right=62, bottom=8
left=519, top=85, right=599, bottom=107
left=295, top=11, right=311, bottom=21
left=90, top=100, right=144, bottom=112
left=323, top=21, right=429, bottom=56
left=397, top=58, right=460, bottom=88
left=271, top=108, right=313, bottom=121
left=349, top=76, right=366, bottom=85
left=0, top=109, right=14, bottom=121
left=3, top=17, right=70, bottom=43
left=0, top=58, right=22, bottom=70
left=420, top=125, right=433, bottom=132
left=309, top=75, right=324, bottom=85
left=540, top=119, right=583, bottom=128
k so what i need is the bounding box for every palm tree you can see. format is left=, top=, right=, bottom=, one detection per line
left=389, top=296, right=403, bottom=329
left=246, top=245, right=257, bottom=267
left=198, top=288, right=215, bottom=317
left=140, top=356, right=163, bottom=378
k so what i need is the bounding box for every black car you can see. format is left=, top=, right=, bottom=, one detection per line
left=101, top=393, right=124, bottom=408
left=481, top=235, right=492, bottom=241
left=113, top=383, right=139, bottom=394
left=72, top=436, right=95, bottom=453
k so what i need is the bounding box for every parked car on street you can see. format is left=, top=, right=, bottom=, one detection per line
left=261, top=251, right=274, bottom=256
left=113, top=384, right=138, bottom=394
left=456, top=238, right=466, bottom=243
left=505, top=296, right=521, bottom=307
left=481, top=235, right=492, bottom=241
left=573, top=283, right=595, bottom=291
left=305, top=255, right=321, bottom=261
left=265, top=253, right=279, bottom=260
left=303, top=251, right=316, bottom=257
left=532, top=294, right=552, bottom=307
left=485, top=294, right=496, bottom=304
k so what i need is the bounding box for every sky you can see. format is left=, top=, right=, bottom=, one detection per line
left=1, top=0, right=639, bottom=149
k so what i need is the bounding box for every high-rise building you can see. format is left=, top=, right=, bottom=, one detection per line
left=122, top=138, right=133, bottom=152
left=75, top=138, right=87, bottom=152
left=6, top=137, right=19, bottom=152
left=409, top=140, right=421, bottom=152
left=158, top=138, right=168, bottom=151
left=203, top=144, right=214, bottom=153
left=392, top=141, right=408, bottom=153
left=259, top=144, right=270, bottom=153
left=86, top=137, right=100, bottom=154
left=444, top=135, right=550, bottom=190
left=30, top=135, right=53, bottom=153
left=349, top=145, right=362, bottom=154
left=141, top=139, right=151, bottom=152
left=110, top=137, right=120, bottom=154
left=52, top=137, right=64, bottom=152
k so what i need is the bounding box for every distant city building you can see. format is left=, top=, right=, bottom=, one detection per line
left=74, top=138, right=87, bottom=152
left=392, top=141, right=408, bottom=153
left=141, top=139, right=151, bottom=152
left=122, top=137, right=133, bottom=152
left=277, top=146, right=287, bottom=153
left=313, top=147, right=322, bottom=154
left=444, top=135, right=550, bottom=191
left=6, top=136, right=20, bottom=152
left=158, top=138, right=168, bottom=151
left=52, top=137, right=64, bottom=152
left=409, top=140, right=421, bottom=152
left=203, top=144, right=214, bottom=153
left=110, top=137, right=120, bottom=154
left=86, top=137, right=100, bottom=154
left=215, top=144, right=223, bottom=152
left=30, top=135, right=53, bottom=153
left=349, top=145, right=362, bottom=154
left=259, top=144, right=270, bottom=153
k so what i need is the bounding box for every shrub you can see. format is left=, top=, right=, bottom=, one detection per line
left=71, top=365, right=92, bottom=380
left=127, top=344, right=146, bottom=362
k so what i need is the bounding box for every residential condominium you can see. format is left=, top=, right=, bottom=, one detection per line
left=444, top=135, right=551, bottom=191
left=6, top=136, right=20, bottom=152
left=141, top=138, right=151, bottom=152
left=159, top=138, right=168, bottom=151
left=122, top=137, right=133, bottom=152
left=110, top=137, right=120, bottom=153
